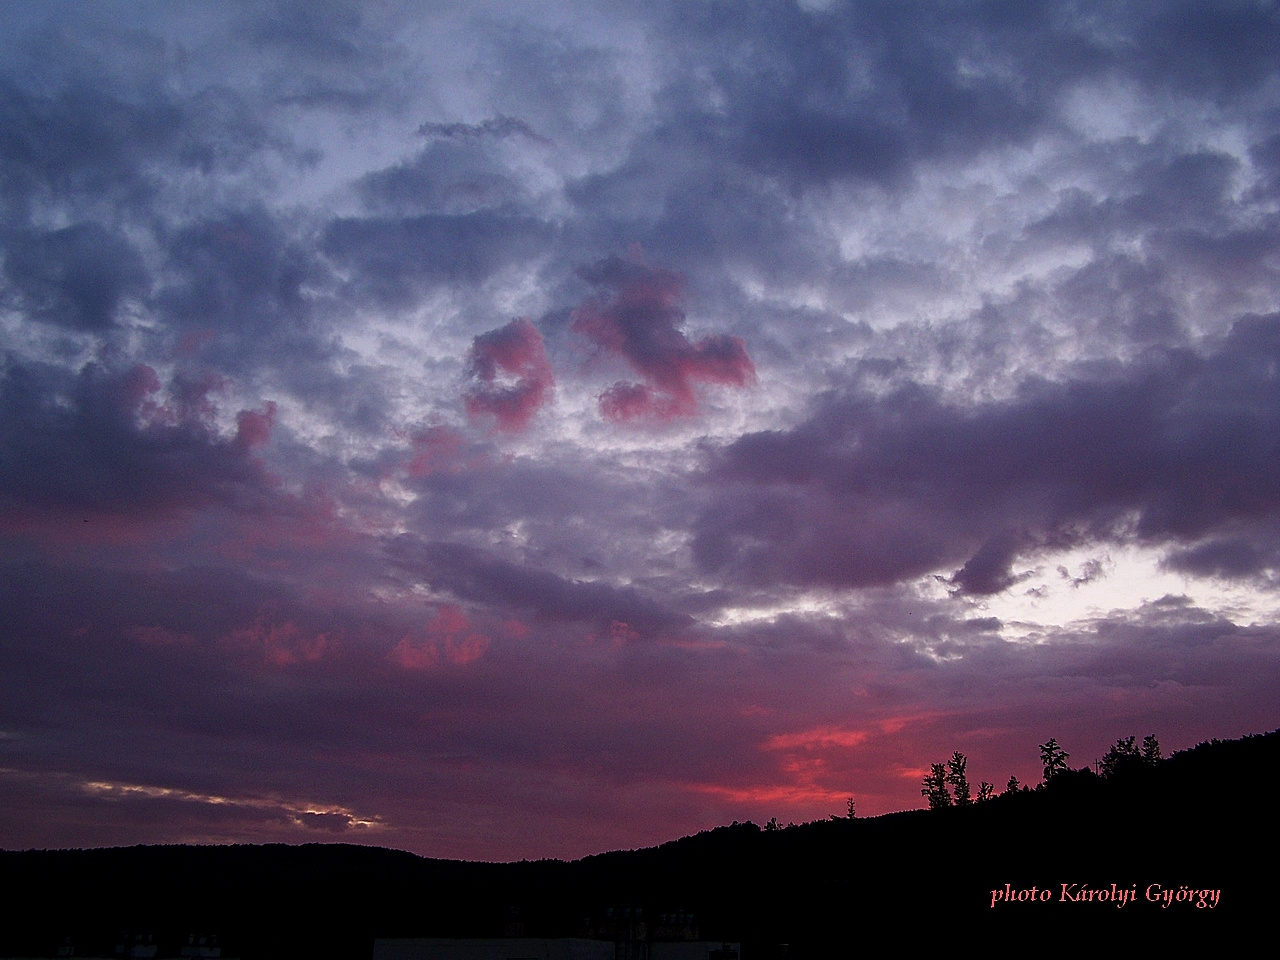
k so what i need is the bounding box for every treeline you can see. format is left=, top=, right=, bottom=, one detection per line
left=918, top=734, right=1164, bottom=811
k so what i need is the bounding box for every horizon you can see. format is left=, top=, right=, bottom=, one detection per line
left=9, top=724, right=1268, bottom=865
left=3, top=0, right=1280, bottom=862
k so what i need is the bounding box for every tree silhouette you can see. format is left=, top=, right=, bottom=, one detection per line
left=1100, top=736, right=1140, bottom=778
left=1100, top=734, right=1162, bottom=779
left=1039, top=738, right=1069, bottom=783
left=946, top=751, right=972, bottom=805
left=922, top=762, right=952, bottom=810
left=1005, top=775, right=1021, bottom=794
left=1141, top=734, right=1161, bottom=764
left=977, top=781, right=994, bottom=802
left=846, top=797, right=857, bottom=819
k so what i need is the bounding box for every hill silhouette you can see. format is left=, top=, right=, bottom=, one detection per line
left=2, top=730, right=1273, bottom=958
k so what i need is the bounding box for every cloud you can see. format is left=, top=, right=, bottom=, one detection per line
left=388, top=536, right=694, bottom=637
left=234, top=402, right=277, bottom=449
left=356, top=136, right=529, bottom=216
left=0, top=358, right=278, bottom=530
left=322, top=210, right=554, bottom=308
left=244, top=0, right=369, bottom=64
left=388, top=603, right=490, bottom=671
left=701, top=312, right=1280, bottom=591
left=571, top=256, right=754, bottom=421
left=947, top=530, right=1031, bottom=597
left=648, top=1, right=1088, bottom=193
left=157, top=211, right=320, bottom=340
left=418, top=114, right=551, bottom=146
left=464, top=317, right=554, bottom=432
left=1128, top=1, right=1280, bottom=95
left=0, top=59, right=282, bottom=224
left=3, top=544, right=1279, bottom=859
left=1, top=222, right=148, bottom=330
left=404, top=425, right=481, bottom=479
left=1162, top=535, right=1280, bottom=581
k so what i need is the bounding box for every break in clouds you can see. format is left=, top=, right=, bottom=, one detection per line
left=2, top=0, right=1280, bottom=861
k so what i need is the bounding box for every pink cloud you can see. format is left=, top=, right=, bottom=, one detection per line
left=389, top=635, right=440, bottom=670
left=444, top=632, right=489, bottom=665
left=571, top=256, right=755, bottom=421
left=464, top=318, right=554, bottom=432
left=223, top=615, right=333, bottom=666
left=120, top=366, right=231, bottom=432
left=114, top=363, right=163, bottom=413
left=765, top=726, right=871, bottom=751
left=501, top=619, right=530, bottom=639
left=690, top=780, right=848, bottom=807
left=234, top=402, right=277, bottom=449
left=608, top=619, right=642, bottom=644
left=389, top=604, right=491, bottom=671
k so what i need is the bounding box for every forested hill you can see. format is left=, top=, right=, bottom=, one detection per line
left=2, top=730, right=1274, bottom=958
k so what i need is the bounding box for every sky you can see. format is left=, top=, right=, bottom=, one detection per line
left=2, top=0, right=1280, bottom=862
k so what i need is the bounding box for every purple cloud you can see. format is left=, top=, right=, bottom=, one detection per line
left=700, top=313, right=1280, bottom=592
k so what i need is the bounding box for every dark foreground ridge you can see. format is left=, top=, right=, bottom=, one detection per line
left=2, top=730, right=1275, bottom=958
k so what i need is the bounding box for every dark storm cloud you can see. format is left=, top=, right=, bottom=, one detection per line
left=702, top=311, right=1280, bottom=592
left=0, top=358, right=276, bottom=523
left=1, top=222, right=147, bottom=330
left=322, top=210, right=554, bottom=309
left=157, top=209, right=320, bottom=338
left=245, top=0, right=369, bottom=64
left=0, top=65, right=283, bottom=224
left=4, top=537, right=1278, bottom=858
left=1162, top=535, right=1280, bottom=580
left=0, top=554, right=439, bottom=843
left=419, top=114, right=551, bottom=146
left=0, top=554, right=499, bottom=764
left=388, top=536, right=694, bottom=636
left=356, top=139, right=527, bottom=216
left=0, top=557, right=289, bottom=663
left=647, top=0, right=1103, bottom=192
left=948, top=530, right=1029, bottom=597
left=0, top=74, right=179, bottom=214
left=1126, top=0, right=1280, bottom=96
